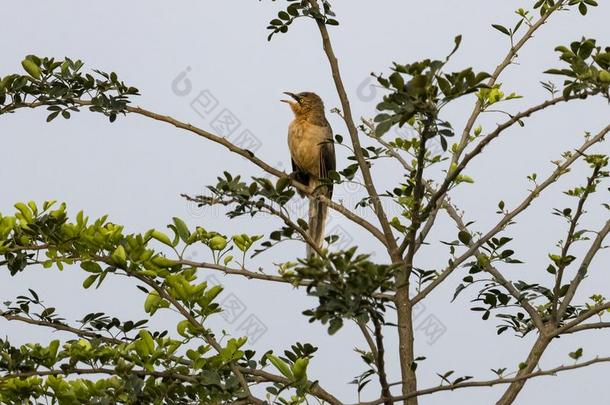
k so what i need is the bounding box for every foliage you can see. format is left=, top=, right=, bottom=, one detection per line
left=0, top=55, right=139, bottom=123
left=1, top=0, right=610, bottom=404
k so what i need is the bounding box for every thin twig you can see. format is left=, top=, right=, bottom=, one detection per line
left=551, top=166, right=601, bottom=322
left=413, top=123, right=610, bottom=303
left=356, top=355, right=610, bottom=405
left=557, top=220, right=610, bottom=318
left=306, top=0, right=398, bottom=256
left=6, top=100, right=388, bottom=247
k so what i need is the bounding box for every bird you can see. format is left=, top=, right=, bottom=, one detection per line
left=281, top=91, right=336, bottom=257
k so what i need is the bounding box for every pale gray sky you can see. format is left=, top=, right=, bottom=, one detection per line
left=1, top=1, right=609, bottom=404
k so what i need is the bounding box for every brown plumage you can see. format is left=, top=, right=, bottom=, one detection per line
left=282, top=91, right=335, bottom=257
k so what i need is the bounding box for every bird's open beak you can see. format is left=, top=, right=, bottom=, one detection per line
left=281, top=91, right=300, bottom=104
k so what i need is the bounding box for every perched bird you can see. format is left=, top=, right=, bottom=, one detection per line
left=281, top=91, right=336, bottom=257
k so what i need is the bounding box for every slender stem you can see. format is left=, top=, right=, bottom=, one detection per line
left=413, top=123, right=610, bottom=303
left=358, top=353, right=610, bottom=405
left=439, top=202, right=545, bottom=332
left=240, top=368, right=343, bottom=405
left=553, top=302, right=610, bottom=336
left=424, top=93, right=591, bottom=220
left=305, top=4, right=415, bottom=402
left=560, top=322, right=610, bottom=334
left=393, top=296, right=417, bottom=405
left=357, top=321, right=379, bottom=361
left=551, top=166, right=600, bottom=322
left=6, top=100, right=388, bottom=247
left=182, top=194, right=327, bottom=258
left=372, top=317, right=393, bottom=405
left=557, top=220, right=610, bottom=317
left=0, top=312, right=123, bottom=345
left=402, top=119, right=433, bottom=265
left=496, top=334, right=551, bottom=405
left=1, top=367, right=198, bottom=383
left=393, top=121, right=434, bottom=405
left=306, top=0, right=398, bottom=256
left=450, top=0, right=566, bottom=166
left=129, top=272, right=262, bottom=404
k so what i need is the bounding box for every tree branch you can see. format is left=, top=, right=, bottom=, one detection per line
left=551, top=166, right=601, bottom=322
left=553, top=303, right=610, bottom=336
left=450, top=0, right=566, bottom=166
left=1, top=367, right=198, bottom=383
left=437, top=202, right=546, bottom=332
left=0, top=312, right=122, bottom=345
left=306, top=0, right=398, bottom=257
left=557, top=219, right=610, bottom=318
left=560, top=321, right=610, bottom=335
left=6, top=100, right=388, bottom=247
left=359, top=354, right=610, bottom=404
left=372, top=317, right=392, bottom=405
left=182, top=194, right=327, bottom=258
left=240, top=368, right=343, bottom=405
left=424, top=93, right=593, bottom=220
left=413, top=123, right=610, bottom=303
left=126, top=271, right=262, bottom=404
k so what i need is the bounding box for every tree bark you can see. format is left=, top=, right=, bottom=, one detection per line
left=496, top=334, right=551, bottom=405
left=396, top=286, right=418, bottom=405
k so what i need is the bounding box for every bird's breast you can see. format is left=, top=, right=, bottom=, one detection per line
left=288, top=120, right=328, bottom=177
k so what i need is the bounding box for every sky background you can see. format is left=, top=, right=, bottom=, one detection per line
left=1, top=1, right=610, bottom=404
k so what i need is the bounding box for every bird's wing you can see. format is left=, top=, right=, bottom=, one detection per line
left=291, top=158, right=301, bottom=173
left=319, top=123, right=336, bottom=197
left=291, top=158, right=310, bottom=193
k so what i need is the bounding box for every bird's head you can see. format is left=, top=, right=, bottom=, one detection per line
left=281, top=91, right=325, bottom=117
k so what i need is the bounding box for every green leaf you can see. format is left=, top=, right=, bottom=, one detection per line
left=458, top=231, right=471, bottom=245
left=172, top=217, right=190, bottom=243
left=287, top=3, right=301, bottom=16
left=209, top=236, right=227, bottom=251
left=390, top=217, right=407, bottom=233
left=292, top=357, right=309, bottom=381
left=389, top=72, right=405, bottom=89
left=569, top=348, right=583, bottom=360
left=111, top=245, right=127, bottom=266
left=47, top=111, right=60, bottom=122
left=139, top=330, right=155, bottom=354
left=267, top=354, right=294, bottom=380
left=21, top=59, right=41, bottom=79
left=82, top=274, right=98, bottom=289
left=151, top=230, right=173, bottom=247
left=48, top=340, right=60, bottom=361
left=276, top=176, right=291, bottom=192
left=578, top=2, right=587, bottom=15
left=376, top=120, right=393, bottom=137
left=144, top=291, right=162, bottom=314
left=491, top=24, right=511, bottom=36
left=81, top=262, right=102, bottom=273
left=328, top=318, right=343, bottom=335
left=447, top=34, right=462, bottom=60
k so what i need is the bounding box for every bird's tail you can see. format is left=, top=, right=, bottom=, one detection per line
left=306, top=179, right=329, bottom=257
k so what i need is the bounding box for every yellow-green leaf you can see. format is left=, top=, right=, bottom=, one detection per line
left=21, top=59, right=41, bottom=79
